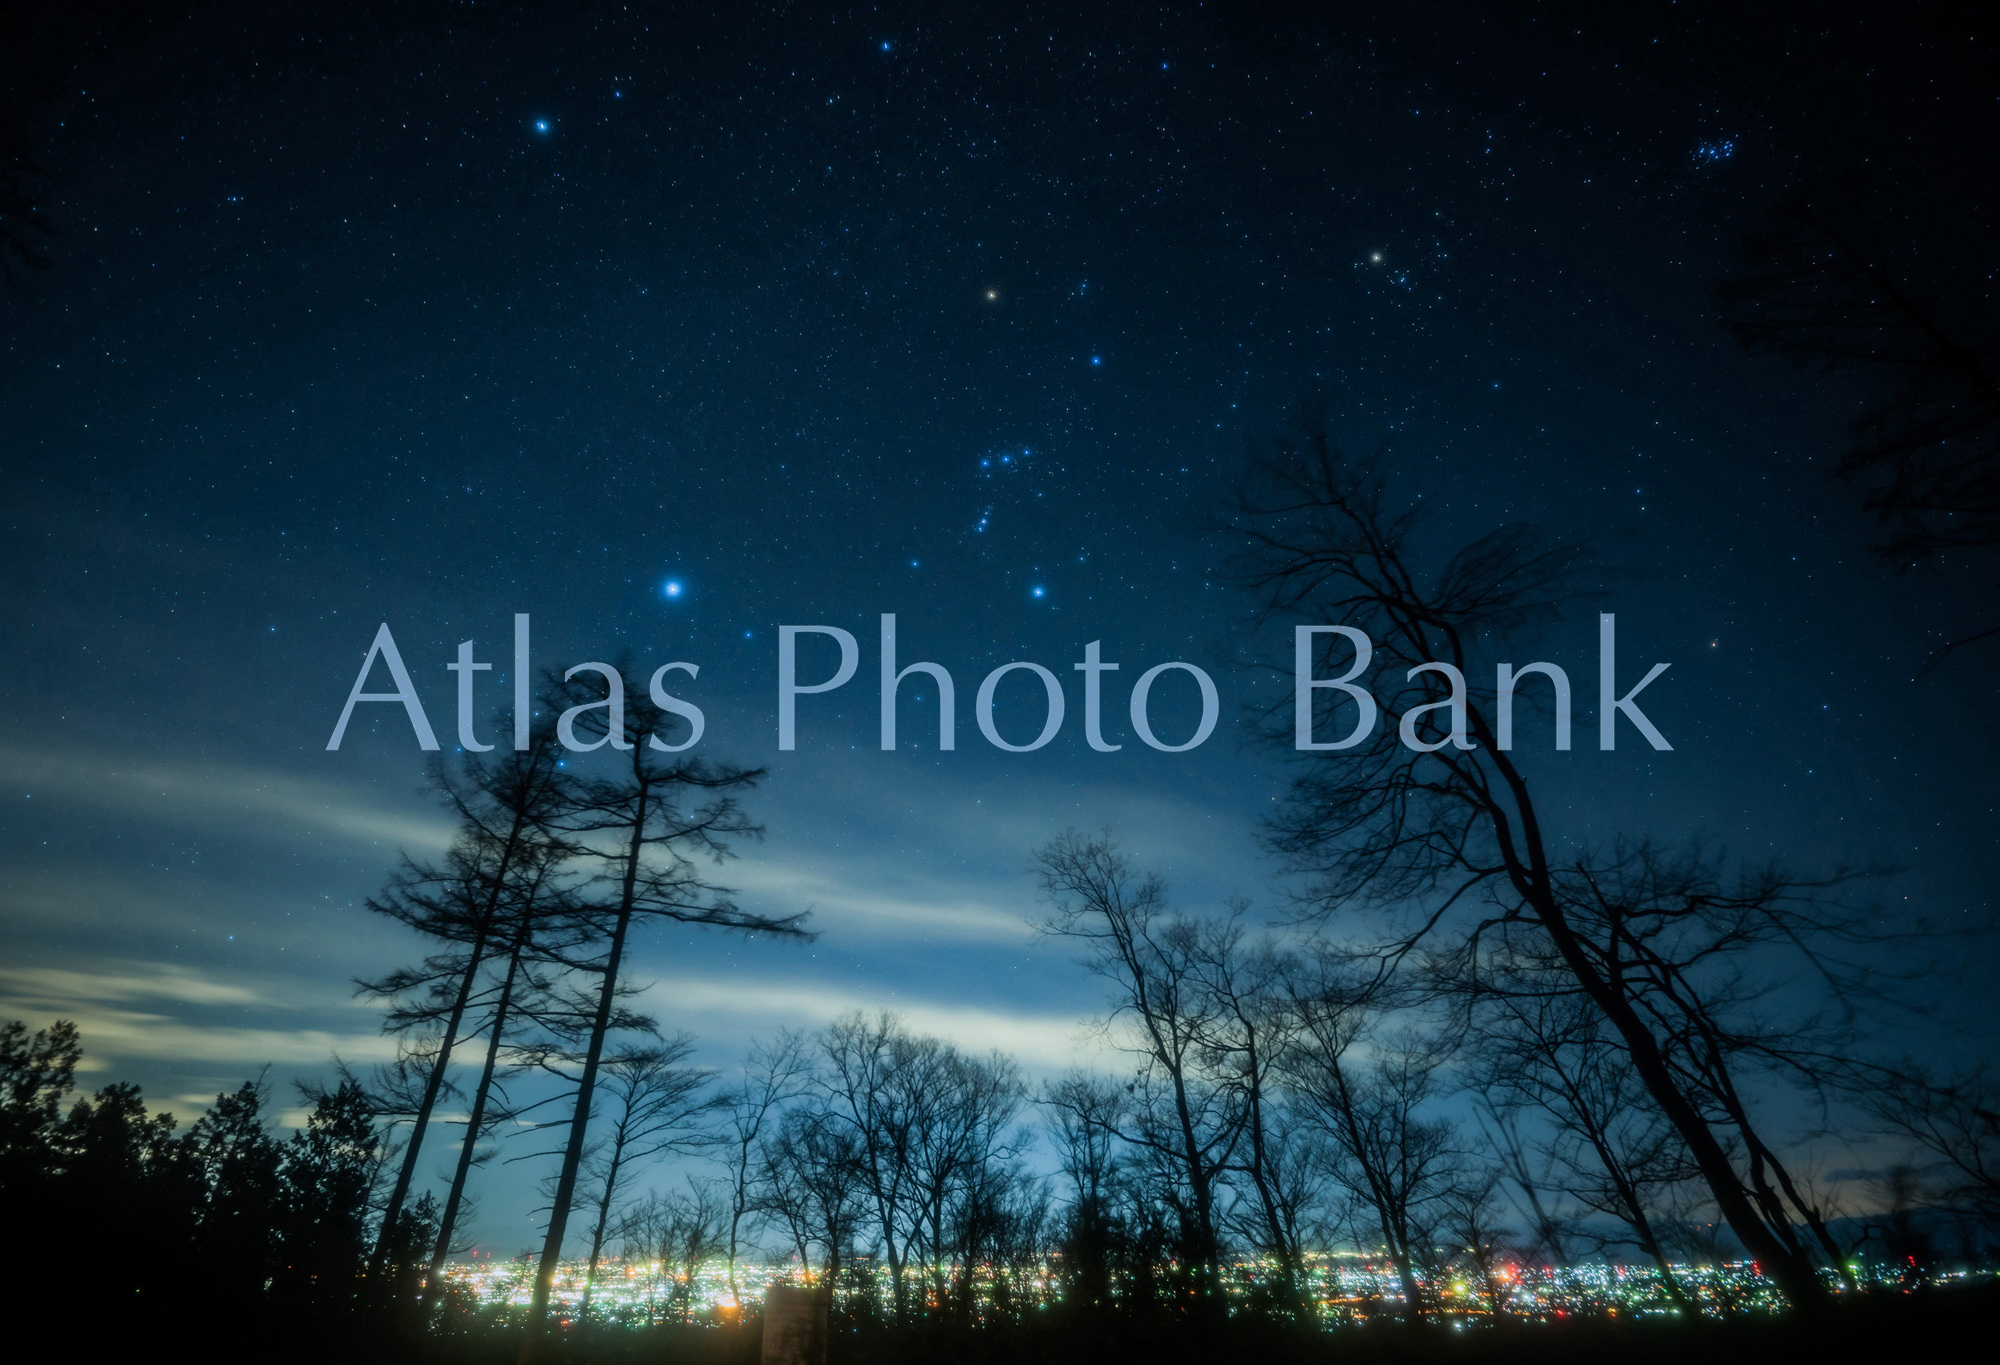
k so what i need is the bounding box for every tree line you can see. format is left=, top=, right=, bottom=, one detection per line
left=2, top=437, right=1996, bottom=1362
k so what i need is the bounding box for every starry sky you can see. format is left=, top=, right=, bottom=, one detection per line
left=3, top=1, right=1995, bottom=1251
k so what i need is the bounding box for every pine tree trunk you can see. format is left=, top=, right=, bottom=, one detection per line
left=371, top=928, right=490, bottom=1276
left=424, top=908, right=535, bottom=1303
left=577, top=1136, right=628, bottom=1324
left=518, top=790, right=649, bottom=1361
left=373, top=800, right=537, bottom=1275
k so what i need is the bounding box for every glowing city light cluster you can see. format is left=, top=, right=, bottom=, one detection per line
left=442, top=1253, right=1987, bottom=1328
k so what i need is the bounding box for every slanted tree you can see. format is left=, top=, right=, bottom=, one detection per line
left=1471, top=985, right=1701, bottom=1311
left=517, top=670, right=809, bottom=1358
left=423, top=842, right=579, bottom=1302
left=1223, top=429, right=1910, bottom=1308
left=361, top=736, right=571, bottom=1280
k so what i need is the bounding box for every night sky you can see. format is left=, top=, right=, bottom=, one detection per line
left=4, top=2, right=1995, bottom=1252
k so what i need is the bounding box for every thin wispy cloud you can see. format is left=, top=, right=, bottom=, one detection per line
left=729, top=859, right=1033, bottom=944
left=0, top=963, right=267, bottom=1008
left=632, top=973, right=1107, bottom=1073
left=0, top=1002, right=399, bottom=1068
left=0, top=741, right=456, bottom=854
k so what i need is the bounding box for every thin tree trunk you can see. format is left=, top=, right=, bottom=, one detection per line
left=371, top=928, right=492, bottom=1274
left=577, top=1135, right=628, bottom=1323
left=1533, top=903, right=1828, bottom=1306
left=725, top=1173, right=747, bottom=1309
left=519, top=791, right=649, bottom=1362
left=1474, top=731, right=1832, bottom=1310
left=373, top=794, right=542, bottom=1275
left=424, top=905, right=535, bottom=1303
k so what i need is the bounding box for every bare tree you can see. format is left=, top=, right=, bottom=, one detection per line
left=816, top=1011, right=923, bottom=1319
left=758, top=1106, right=865, bottom=1287
left=1276, top=952, right=1457, bottom=1326
left=518, top=671, right=810, bottom=1359
left=719, top=1030, right=811, bottom=1308
left=1032, top=833, right=1248, bottom=1312
left=575, top=1038, right=720, bottom=1323
left=904, top=1046, right=1027, bottom=1324
left=1187, top=915, right=1322, bottom=1309
left=1714, top=176, right=2000, bottom=674
left=1471, top=989, right=1701, bottom=1312
left=1437, top=1174, right=1516, bottom=1321
left=1221, top=432, right=1910, bottom=1307
left=951, top=1160, right=1052, bottom=1325
left=1715, top=179, right=2000, bottom=562
left=359, top=737, right=571, bottom=1282
left=811, top=1012, right=1024, bottom=1324
left=617, top=1181, right=727, bottom=1324
left=1475, top=1102, right=1574, bottom=1271
left=1856, top=1062, right=2000, bottom=1223
left=615, top=1189, right=678, bottom=1324
left=1042, top=1071, right=1125, bottom=1315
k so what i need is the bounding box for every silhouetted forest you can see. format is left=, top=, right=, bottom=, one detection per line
left=5, top=436, right=1998, bottom=1365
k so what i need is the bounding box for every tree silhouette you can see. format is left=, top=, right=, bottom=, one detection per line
left=1470, top=991, right=1700, bottom=1311
left=1715, top=176, right=2000, bottom=673
left=758, top=1103, right=866, bottom=1288
left=575, top=1038, right=721, bottom=1323
left=1217, top=427, right=1915, bottom=1309
left=1032, top=833, right=1245, bottom=1324
left=1276, top=951, right=1457, bottom=1326
left=359, top=736, right=574, bottom=1283
left=517, top=667, right=808, bottom=1359
left=720, top=1028, right=811, bottom=1308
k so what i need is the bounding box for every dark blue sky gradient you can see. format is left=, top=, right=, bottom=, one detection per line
left=3, top=1, right=1994, bottom=1252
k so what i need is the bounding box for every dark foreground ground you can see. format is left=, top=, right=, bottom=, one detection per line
left=252, top=1280, right=1994, bottom=1365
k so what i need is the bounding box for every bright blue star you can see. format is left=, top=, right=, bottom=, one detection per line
left=1032, top=586, right=1046, bottom=599
left=534, top=119, right=550, bottom=134
left=1090, top=355, right=1102, bottom=366
left=663, top=580, right=683, bottom=599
